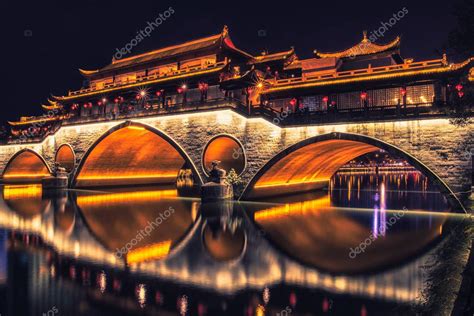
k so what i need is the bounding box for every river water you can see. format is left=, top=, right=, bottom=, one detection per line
left=0, top=172, right=465, bottom=315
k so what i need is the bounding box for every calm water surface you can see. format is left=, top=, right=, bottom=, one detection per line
left=0, top=172, right=463, bottom=315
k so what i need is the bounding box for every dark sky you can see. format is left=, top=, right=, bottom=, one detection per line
left=0, top=0, right=461, bottom=124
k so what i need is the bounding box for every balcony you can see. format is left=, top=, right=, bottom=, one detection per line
left=67, top=61, right=228, bottom=97
left=273, top=59, right=446, bottom=87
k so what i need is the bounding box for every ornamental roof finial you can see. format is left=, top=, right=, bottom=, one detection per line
left=222, top=25, right=229, bottom=37
left=362, top=30, right=368, bottom=42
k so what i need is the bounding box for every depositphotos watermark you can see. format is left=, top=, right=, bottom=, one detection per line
left=349, top=7, right=408, bottom=59
left=349, top=207, right=407, bottom=259
left=115, top=207, right=175, bottom=258
left=114, top=7, right=175, bottom=60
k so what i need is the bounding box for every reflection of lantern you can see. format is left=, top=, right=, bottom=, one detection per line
left=360, top=92, right=367, bottom=100
left=458, top=91, right=464, bottom=98
left=322, top=297, right=330, bottom=312
left=97, top=271, right=106, bottom=293
left=289, top=292, right=297, bottom=307
left=455, top=83, right=463, bottom=92
left=263, top=287, right=270, bottom=305
left=136, top=284, right=146, bottom=308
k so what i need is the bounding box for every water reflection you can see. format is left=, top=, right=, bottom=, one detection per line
left=0, top=172, right=467, bottom=315
left=248, top=172, right=450, bottom=273
left=76, top=185, right=196, bottom=261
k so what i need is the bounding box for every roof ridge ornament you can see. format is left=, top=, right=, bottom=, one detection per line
left=362, top=30, right=369, bottom=42
left=222, top=25, right=229, bottom=37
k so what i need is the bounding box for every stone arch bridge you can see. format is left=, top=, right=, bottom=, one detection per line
left=0, top=109, right=472, bottom=211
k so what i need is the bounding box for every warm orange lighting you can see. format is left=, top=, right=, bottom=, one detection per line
left=254, top=195, right=331, bottom=221
left=126, top=125, right=145, bottom=131
left=76, top=189, right=177, bottom=205
left=58, top=62, right=228, bottom=101
left=2, top=150, right=51, bottom=182
left=126, top=240, right=172, bottom=264
left=75, top=126, right=186, bottom=187
left=265, top=57, right=474, bottom=94
left=254, top=178, right=329, bottom=189
left=3, top=173, right=50, bottom=178
left=203, top=135, right=245, bottom=175
left=3, top=185, right=42, bottom=199
left=247, top=140, right=378, bottom=199
left=55, top=144, right=75, bottom=172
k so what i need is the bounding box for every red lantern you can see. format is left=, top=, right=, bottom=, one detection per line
left=114, top=98, right=119, bottom=103
left=400, top=87, right=407, bottom=96
left=289, top=98, right=297, bottom=106
left=156, top=91, right=161, bottom=97
left=458, top=91, right=464, bottom=98
left=97, top=101, right=102, bottom=106
left=177, top=87, right=183, bottom=94
left=322, top=96, right=329, bottom=103
left=360, top=92, right=367, bottom=100
left=455, top=83, right=463, bottom=92
left=136, top=94, right=141, bottom=100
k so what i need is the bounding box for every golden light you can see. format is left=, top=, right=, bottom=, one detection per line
left=3, top=184, right=42, bottom=199
left=202, top=135, right=245, bottom=175
left=75, top=126, right=187, bottom=187
left=254, top=195, right=331, bottom=221
left=2, top=150, right=51, bottom=183
left=126, top=240, right=172, bottom=264
left=76, top=189, right=177, bottom=205
left=55, top=144, right=75, bottom=172
left=247, top=140, right=378, bottom=199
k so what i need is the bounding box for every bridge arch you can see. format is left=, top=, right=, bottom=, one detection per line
left=2, top=149, right=52, bottom=183
left=241, top=132, right=466, bottom=212
left=55, top=143, right=76, bottom=173
left=73, top=121, right=202, bottom=187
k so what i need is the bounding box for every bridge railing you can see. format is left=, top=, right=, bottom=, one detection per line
left=256, top=102, right=451, bottom=125
left=62, top=97, right=249, bottom=126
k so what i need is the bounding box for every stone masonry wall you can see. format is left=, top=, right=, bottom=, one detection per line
left=0, top=109, right=472, bottom=205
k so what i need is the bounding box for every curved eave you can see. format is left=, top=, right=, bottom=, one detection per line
left=262, top=58, right=474, bottom=95
left=79, top=68, right=100, bottom=77
left=315, top=36, right=401, bottom=59
left=53, top=63, right=228, bottom=101
left=8, top=116, right=64, bottom=127
left=251, top=48, right=295, bottom=64
left=41, top=104, right=62, bottom=111
left=221, top=36, right=254, bottom=59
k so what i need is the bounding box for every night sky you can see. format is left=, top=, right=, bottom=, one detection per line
left=0, top=0, right=462, bottom=124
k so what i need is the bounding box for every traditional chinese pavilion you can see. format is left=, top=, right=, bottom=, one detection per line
left=5, top=26, right=473, bottom=141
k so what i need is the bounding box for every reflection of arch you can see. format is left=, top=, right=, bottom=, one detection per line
left=73, top=121, right=202, bottom=187
left=2, top=149, right=52, bottom=183
left=241, top=132, right=465, bottom=212
left=55, top=144, right=76, bottom=172
left=2, top=185, right=50, bottom=218
left=202, top=224, right=246, bottom=262
left=202, top=134, right=246, bottom=176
